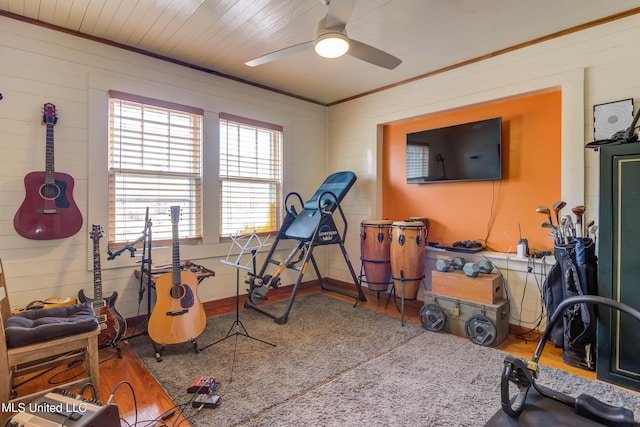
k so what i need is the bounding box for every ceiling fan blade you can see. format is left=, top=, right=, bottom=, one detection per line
left=245, top=41, right=314, bottom=67
left=348, top=39, right=402, bottom=70
left=325, top=0, right=356, bottom=29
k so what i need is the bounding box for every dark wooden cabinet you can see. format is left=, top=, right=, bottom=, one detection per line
left=597, top=142, right=640, bottom=391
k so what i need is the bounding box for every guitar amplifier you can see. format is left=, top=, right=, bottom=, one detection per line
left=6, top=391, right=120, bottom=427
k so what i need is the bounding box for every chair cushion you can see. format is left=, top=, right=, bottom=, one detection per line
left=4, top=303, right=99, bottom=348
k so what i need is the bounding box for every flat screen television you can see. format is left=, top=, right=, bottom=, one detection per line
left=406, top=117, right=502, bottom=183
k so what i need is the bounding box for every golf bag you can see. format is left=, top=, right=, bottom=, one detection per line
left=543, top=238, right=598, bottom=370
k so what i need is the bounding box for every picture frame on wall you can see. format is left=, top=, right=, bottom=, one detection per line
left=593, top=98, right=634, bottom=140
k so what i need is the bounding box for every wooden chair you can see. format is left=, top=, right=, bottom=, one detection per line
left=0, top=258, right=101, bottom=416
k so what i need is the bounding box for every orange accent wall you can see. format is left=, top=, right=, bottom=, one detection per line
left=382, top=91, right=561, bottom=254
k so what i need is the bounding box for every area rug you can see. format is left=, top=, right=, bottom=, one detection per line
left=130, top=294, right=640, bottom=426
left=128, top=293, right=425, bottom=426
left=240, top=331, right=640, bottom=426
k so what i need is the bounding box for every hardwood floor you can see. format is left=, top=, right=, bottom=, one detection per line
left=10, top=282, right=601, bottom=426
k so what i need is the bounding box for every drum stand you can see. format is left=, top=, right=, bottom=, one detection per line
left=386, top=270, right=426, bottom=326
left=198, top=232, right=275, bottom=381
left=358, top=262, right=393, bottom=300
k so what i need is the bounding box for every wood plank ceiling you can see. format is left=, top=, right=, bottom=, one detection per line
left=1, top=0, right=640, bottom=105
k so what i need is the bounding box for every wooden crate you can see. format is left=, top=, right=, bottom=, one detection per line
left=431, top=269, right=502, bottom=304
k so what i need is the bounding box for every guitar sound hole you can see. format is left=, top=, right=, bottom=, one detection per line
left=40, top=183, right=61, bottom=200
left=170, top=285, right=186, bottom=300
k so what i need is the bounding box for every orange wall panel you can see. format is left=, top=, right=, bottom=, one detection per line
left=382, top=91, right=561, bottom=254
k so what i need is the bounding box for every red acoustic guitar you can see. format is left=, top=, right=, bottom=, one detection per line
left=78, top=225, right=127, bottom=349
left=148, top=206, right=206, bottom=345
left=13, top=103, right=83, bottom=240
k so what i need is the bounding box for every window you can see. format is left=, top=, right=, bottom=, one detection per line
left=219, top=113, right=283, bottom=237
left=406, top=143, right=430, bottom=180
left=108, top=91, right=203, bottom=247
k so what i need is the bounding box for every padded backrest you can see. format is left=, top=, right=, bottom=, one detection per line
left=302, top=171, right=357, bottom=211
left=285, top=172, right=357, bottom=241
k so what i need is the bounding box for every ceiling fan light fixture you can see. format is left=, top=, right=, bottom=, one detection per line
left=314, top=31, right=350, bottom=58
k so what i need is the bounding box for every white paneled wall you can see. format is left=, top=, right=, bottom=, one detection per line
left=326, top=13, right=640, bottom=328
left=0, top=16, right=327, bottom=318
left=4, top=12, right=640, bottom=328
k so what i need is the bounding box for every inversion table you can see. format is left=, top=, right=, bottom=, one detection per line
left=244, top=171, right=367, bottom=324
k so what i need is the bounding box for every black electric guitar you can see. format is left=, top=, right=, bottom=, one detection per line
left=148, top=206, right=206, bottom=345
left=79, top=225, right=127, bottom=349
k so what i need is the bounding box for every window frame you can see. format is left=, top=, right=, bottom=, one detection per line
left=406, top=142, right=430, bottom=181
left=218, top=113, right=284, bottom=239
left=107, top=90, right=204, bottom=249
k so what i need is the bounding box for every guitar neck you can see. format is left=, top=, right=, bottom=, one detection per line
left=45, top=123, right=56, bottom=184
left=93, top=239, right=103, bottom=301
left=172, top=220, right=181, bottom=286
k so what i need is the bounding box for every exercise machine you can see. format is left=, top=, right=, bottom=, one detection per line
left=244, top=171, right=366, bottom=324
left=486, top=295, right=640, bottom=426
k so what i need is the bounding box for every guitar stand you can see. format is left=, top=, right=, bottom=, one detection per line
left=108, top=208, right=197, bottom=363
left=106, top=208, right=155, bottom=357
left=198, top=237, right=275, bottom=381
left=130, top=211, right=197, bottom=363
left=105, top=341, right=123, bottom=359
left=152, top=338, right=199, bottom=363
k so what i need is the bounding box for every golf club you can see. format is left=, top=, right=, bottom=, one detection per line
left=536, top=206, right=558, bottom=243
left=536, top=206, right=554, bottom=226
left=563, top=215, right=575, bottom=239
left=541, top=221, right=559, bottom=244
left=552, top=200, right=566, bottom=231
left=560, top=216, right=569, bottom=244
left=589, top=224, right=598, bottom=245
left=584, top=219, right=595, bottom=241
left=572, top=205, right=586, bottom=238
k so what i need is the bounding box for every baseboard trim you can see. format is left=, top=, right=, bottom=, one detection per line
left=124, top=279, right=322, bottom=334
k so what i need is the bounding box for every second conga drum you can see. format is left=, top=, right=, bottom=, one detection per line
left=360, top=220, right=393, bottom=291
left=406, top=216, right=430, bottom=240
left=390, top=221, right=426, bottom=299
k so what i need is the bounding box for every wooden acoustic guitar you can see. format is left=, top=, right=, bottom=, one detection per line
left=13, top=103, right=83, bottom=240
left=148, top=206, right=206, bottom=345
left=11, top=296, right=77, bottom=315
left=78, top=225, right=127, bottom=349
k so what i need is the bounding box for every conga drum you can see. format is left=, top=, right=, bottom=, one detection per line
left=407, top=216, right=430, bottom=240
left=360, top=220, right=393, bottom=292
left=390, top=221, right=426, bottom=299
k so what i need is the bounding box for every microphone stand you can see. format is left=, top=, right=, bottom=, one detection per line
left=139, top=212, right=153, bottom=330
left=107, top=208, right=153, bottom=339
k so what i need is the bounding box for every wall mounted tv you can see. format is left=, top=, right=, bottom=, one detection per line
left=406, top=117, right=502, bottom=183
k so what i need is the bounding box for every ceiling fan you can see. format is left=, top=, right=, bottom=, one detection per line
left=245, top=0, right=402, bottom=70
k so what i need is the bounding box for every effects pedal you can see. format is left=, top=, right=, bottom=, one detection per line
left=187, top=375, right=216, bottom=393
left=192, top=394, right=221, bottom=409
